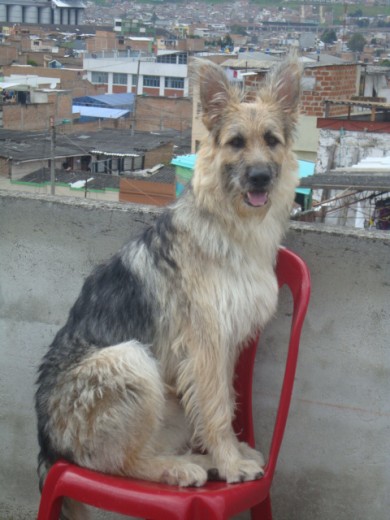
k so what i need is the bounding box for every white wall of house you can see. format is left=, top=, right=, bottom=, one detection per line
left=294, top=114, right=320, bottom=162
left=363, top=72, right=390, bottom=101
left=316, top=128, right=390, bottom=174
left=84, top=56, right=189, bottom=96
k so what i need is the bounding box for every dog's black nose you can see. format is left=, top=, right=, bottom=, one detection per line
left=247, top=166, right=272, bottom=188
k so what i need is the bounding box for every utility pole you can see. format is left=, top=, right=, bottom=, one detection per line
left=49, top=115, right=56, bottom=195
left=131, top=57, right=141, bottom=135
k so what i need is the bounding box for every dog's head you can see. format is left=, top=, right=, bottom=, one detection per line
left=192, top=56, right=302, bottom=218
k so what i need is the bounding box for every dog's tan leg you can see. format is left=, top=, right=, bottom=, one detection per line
left=177, top=333, right=264, bottom=483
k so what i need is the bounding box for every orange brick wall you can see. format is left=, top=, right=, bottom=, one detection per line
left=163, top=88, right=184, bottom=98
left=301, top=65, right=358, bottom=117
left=142, top=87, right=160, bottom=96
left=112, top=85, right=127, bottom=94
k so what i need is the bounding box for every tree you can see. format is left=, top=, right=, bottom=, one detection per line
left=321, top=29, right=337, bottom=44
left=347, top=33, right=366, bottom=53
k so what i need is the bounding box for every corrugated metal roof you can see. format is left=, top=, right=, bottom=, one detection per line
left=72, top=106, right=130, bottom=119
left=73, top=93, right=134, bottom=109
left=52, top=0, right=86, bottom=7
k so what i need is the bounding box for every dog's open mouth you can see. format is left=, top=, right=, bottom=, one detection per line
left=245, top=191, right=269, bottom=207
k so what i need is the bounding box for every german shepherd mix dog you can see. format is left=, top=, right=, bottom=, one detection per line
left=36, top=56, right=301, bottom=518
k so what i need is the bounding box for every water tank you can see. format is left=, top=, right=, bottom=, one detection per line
left=69, top=9, right=76, bottom=25
left=9, top=5, right=22, bottom=23
left=53, top=8, right=60, bottom=25
left=61, top=8, right=69, bottom=25
left=40, top=6, right=51, bottom=24
left=0, top=5, right=6, bottom=22
left=76, top=9, right=84, bottom=25
left=25, top=6, right=38, bottom=24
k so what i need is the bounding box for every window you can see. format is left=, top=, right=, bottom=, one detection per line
left=113, top=73, right=127, bottom=85
left=178, top=53, right=187, bottom=64
left=132, top=74, right=138, bottom=86
left=143, top=75, right=160, bottom=88
left=91, top=71, right=108, bottom=84
left=123, top=156, right=144, bottom=172
left=157, top=54, right=176, bottom=64
left=164, top=77, right=184, bottom=89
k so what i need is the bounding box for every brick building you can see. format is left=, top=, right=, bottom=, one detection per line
left=301, top=63, right=358, bottom=118
left=135, top=96, right=192, bottom=132
left=191, top=55, right=361, bottom=162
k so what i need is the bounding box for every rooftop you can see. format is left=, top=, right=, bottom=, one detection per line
left=0, top=129, right=178, bottom=162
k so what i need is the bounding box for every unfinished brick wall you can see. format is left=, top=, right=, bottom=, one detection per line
left=144, top=142, right=174, bottom=168
left=2, top=91, right=73, bottom=131
left=0, top=45, right=18, bottom=66
left=135, top=96, right=192, bottom=132
left=301, top=65, right=358, bottom=118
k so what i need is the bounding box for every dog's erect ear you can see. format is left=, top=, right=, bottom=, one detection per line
left=263, top=56, right=302, bottom=117
left=193, top=59, right=233, bottom=131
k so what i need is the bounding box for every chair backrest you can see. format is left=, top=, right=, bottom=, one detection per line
left=233, top=247, right=311, bottom=479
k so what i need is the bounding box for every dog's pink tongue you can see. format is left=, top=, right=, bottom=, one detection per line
left=248, top=191, right=268, bottom=207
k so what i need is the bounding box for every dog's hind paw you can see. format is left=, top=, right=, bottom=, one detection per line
left=223, top=458, right=264, bottom=484
left=161, top=462, right=208, bottom=487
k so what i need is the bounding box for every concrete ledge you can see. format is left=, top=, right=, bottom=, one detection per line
left=1, top=191, right=389, bottom=520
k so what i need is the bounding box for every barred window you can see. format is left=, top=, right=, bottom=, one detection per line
left=164, top=77, right=184, bottom=89
left=143, top=75, right=160, bottom=87
left=91, top=71, right=108, bottom=84
left=157, top=54, right=176, bottom=64
left=113, top=73, right=127, bottom=85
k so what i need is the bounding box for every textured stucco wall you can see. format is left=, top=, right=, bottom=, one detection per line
left=0, top=191, right=389, bottom=520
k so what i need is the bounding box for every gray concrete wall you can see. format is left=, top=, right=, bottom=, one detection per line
left=1, top=190, right=389, bottom=520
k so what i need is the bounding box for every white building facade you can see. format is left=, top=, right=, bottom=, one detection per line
left=83, top=51, right=189, bottom=98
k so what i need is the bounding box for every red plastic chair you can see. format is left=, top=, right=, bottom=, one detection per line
left=37, top=247, right=311, bottom=520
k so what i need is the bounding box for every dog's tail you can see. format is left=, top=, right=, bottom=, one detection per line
left=38, top=452, right=90, bottom=520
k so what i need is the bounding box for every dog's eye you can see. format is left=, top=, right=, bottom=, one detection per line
left=228, top=135, right=245, bottom=149
left=264, top=132, right=280, bottom=148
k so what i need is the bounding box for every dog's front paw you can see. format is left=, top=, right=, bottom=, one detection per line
left=161, top=462, right=208, bottom=487
left=222, top=458, right=264, bottom=484
left=237, top=442, right=265, bottom=467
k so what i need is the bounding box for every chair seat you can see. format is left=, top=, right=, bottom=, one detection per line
left=41, top=459, right=272, bottom=519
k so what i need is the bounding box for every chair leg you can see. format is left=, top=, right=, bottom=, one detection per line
left=37, top=495, right=63, bottom=520
left=250, top=494, right=272, bottom=520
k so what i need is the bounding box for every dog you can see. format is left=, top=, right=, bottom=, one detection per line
left=35, top=55, right=301, bottom=518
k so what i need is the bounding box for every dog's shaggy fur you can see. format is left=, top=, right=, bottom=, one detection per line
left=35, top=56, right=301, bottom=518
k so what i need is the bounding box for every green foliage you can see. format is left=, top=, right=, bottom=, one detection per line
left=219, top=34, right=234, bottom=49
left=27, top=59, right=38, bottom=66
left=349, top=9, right=363, bottom=17
left=356, top=18, right=369, bottom=28
left=229, top=24, right=248, bottom=36
left=347, top=32, right=366, bottom=52
left=321, top=29, right=337, bottom=44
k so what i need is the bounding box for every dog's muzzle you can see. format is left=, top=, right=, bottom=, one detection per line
left=244, top=166, right=272, bottom=207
